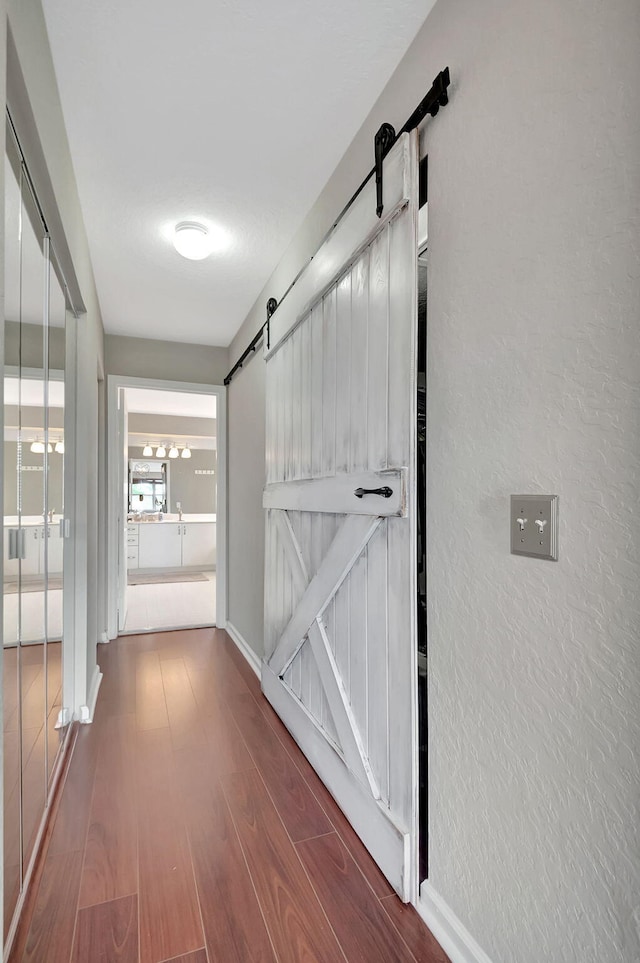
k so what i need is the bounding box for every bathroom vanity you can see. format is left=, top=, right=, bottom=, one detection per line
left=125, top=514, right=216, bottom=571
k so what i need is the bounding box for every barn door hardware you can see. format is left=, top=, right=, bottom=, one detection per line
left=266, top=297, right=278, bottom=351
left=224, top=67, right=450, bottom=385
left=354, top=486, right=393, bottom=499
left=374, top=123, right=397, bottom=217
left=224, top=297, right=279, bottom=384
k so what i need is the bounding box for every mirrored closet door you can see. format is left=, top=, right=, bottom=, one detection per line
left=3, top=116, right=69, bottom=938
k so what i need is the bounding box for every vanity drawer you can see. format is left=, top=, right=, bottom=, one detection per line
left=127, top=534, right=139, bottom=545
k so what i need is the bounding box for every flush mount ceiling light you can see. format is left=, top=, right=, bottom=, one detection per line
left=155, top=445, right=167, bottom=458
left=142, top=443, right=153, bottom=457
left=168, top=444, right=179, bottom=459
left=181, top=445, right=191, bottom=459
left=173, top=221, right=215, bottom=260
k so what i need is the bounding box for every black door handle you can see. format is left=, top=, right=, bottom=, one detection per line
left=354, top=487, right=393, bottom=499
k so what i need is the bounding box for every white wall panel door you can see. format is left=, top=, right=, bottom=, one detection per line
left=262, top=131, right=419, bottom=900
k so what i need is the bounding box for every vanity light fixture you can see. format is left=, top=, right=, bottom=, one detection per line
left=155, top=444, right=167, bottom=458
left=173, top=221, right=214, bottom=260
left=168, top=444, right=179, bottom=459
left=54, top=439, right=65, bottom=454
left=30, top=439, right=53, bottom=454
left=142, top=443, right=153, bottom=457
left=181, top=445, right=191, bottom=459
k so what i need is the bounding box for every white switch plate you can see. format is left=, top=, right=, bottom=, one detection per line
left=510, top=494, right=558, bottom=560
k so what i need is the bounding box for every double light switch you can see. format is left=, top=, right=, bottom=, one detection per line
left=510, top=494, right=558, bottom=560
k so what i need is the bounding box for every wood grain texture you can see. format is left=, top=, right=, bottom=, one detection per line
left=296, top=831, right=416, bottom=963
left=223, top=769, right=343, bottom=963
left=11, top=629, right=447, bottom=963
left=380, top=896, right=451, bottom=963
left=79, top=713, right=138, bottom=908
left=174, top=746, right=276, bottom=963
left=158, top=951, right=208, bottom=963
left=135, top=650, right=169, bottom=730
left=21, top=851, right=83, bottom=963
left=72, top=894, right=138, bottom=963
left=227, top=688, right=332, bottom=842
left=136, top=728, right=204, bottom=963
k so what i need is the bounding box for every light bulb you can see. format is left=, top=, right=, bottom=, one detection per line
left=181, top=446, right=191, bottom=459
left=55, top=440, right=64, bottom=454
left=30, top=440, right=45, bottom=454
left=168, top=445, right=179, bottom=459
left=142, top=444, right=152, bottom=457
left=155, top=445, right=166, bottom=458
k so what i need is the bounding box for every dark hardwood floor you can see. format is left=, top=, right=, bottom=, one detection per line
left=9, top=627, right=449, bottom=963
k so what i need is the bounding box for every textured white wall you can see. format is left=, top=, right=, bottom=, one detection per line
left=421, top=1, right=640, bottom=961
left=230, top=1, right=640, bottom=959
left=227, top=357, right=266, bottom=656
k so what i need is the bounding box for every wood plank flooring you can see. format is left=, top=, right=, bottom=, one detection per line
left=9, top=627, right=449, bottom=963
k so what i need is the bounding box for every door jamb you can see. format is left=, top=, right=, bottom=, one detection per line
left=106, top=374, right=227, bottom=639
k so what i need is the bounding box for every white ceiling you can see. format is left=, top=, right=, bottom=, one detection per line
left=41, top=0, right=434, bottom=347
left=124, top=387, right=216, bottom=419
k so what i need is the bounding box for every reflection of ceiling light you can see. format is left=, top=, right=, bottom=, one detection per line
left=155, top=445, right=166, bottom=458
left=181, top=446, right=191, bottom=459
left=55, top=440, right=64, bottom=454
left=30, top=440, right=45, bottom=454
left=173, top=221, right=214, bottom=260
left=168, top=444, right=179, bottom=459
left=142, top=443, right=153, bottom=457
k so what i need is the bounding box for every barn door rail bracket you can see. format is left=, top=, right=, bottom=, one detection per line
left=224, top=297, right=278, bottom=385
left=375, top=66, right=450, bottom=218
left=223, top=67, right=450, bottom=384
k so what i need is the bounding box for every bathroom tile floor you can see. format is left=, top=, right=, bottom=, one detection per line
left=123, top=572, right=216, bottom=633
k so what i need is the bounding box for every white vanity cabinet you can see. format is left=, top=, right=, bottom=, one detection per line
left=133, top=520, right=216, bottom=571
left=22, top=526, right=42, bottom=576
left=40, top=525, right=64, bottom=576
left=137, top=522, right=183, bottom=570
left=181, top=522, right=216, bottom=568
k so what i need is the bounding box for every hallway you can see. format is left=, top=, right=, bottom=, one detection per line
left=10, top=628, right=447, bottom=963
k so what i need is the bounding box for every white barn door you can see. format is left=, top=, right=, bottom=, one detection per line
left=262, top=131, right=418, bottom=900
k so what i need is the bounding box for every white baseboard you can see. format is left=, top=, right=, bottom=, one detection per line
left=225, top=621, right=261, bottom=679
left=79, top=665, right=103, bottom=724
left=417, top=882, right=494, bottom=963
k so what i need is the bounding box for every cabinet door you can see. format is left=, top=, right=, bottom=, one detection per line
left=23, top=526, right=42, bottom=576
left=138, top=523, right=182, bottom=569
left=44, top=526, right=64, bottom=576
left=181, top=523, right=216, bottom=568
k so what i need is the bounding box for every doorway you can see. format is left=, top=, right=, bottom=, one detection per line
left=107, top=376, right=227, bottom=638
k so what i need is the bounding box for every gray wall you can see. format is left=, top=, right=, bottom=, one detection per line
left=4, top=441, right=63, bottom=516
left=4, top=320, right=65, bottom=371
left=105, top=333, right=228, bottom=386
left=128, top=446, right=217, bottom=514
left=227, top=1, right=640, bottom=961
left=227, top=357, right=265, bottom=655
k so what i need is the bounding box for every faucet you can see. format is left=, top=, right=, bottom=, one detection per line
left=47, top=508, right=55, bottom=523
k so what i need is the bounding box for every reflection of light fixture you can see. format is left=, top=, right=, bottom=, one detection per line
left=55, top=440, right=64, bottom=454
left=30, top=439, right=53, bottom=454
left=173, top=221, right=213, bottom=260
left=181, top=445, right=191, bottom=459
left=168, top=444, right=179, bottom=459
left=155, top=445, right=166, bottom=458
left=142, top=443, right=153, bottom=457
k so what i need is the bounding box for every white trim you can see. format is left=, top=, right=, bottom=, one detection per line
left=107, top=375, right=227, bottom=639
left=225, top=621, right=261, bottom=678
left=417, top=882, right=495, bottom=963
left=78, top=665, right=103, bottom=723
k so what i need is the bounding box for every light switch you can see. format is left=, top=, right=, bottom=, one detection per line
left=510, top=494, right=558, bottom=560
